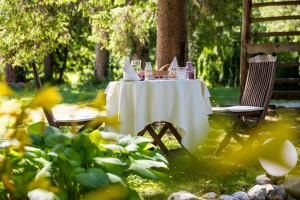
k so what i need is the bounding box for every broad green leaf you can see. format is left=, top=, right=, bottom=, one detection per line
left=62, top=147, right=82, bottom=166
left=129, top=158, right=168, bottom=169
left=118, top=135, right=152, bottom=146
left=89, top=130, right=107, bottom=145
left=75, top=168, right=109, bottom=188
left=44, top=126, right=72, bottom=148
left=106, top=173, right=125, bottom=186
left=125, top=143, right=138, bottom=152
left=100, top=144, right=125, bottom=151
left=94, top=157, right=126, bottom=166
left=128, top=158, right=169, bottom=180
left=100, top=131, right=120, bottom=141
left=128, top=189, right=142, bottom=200
left=28, top=122, right=46, bottom=135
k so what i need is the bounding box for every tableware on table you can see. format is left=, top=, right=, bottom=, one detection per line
left=123, top=57, right=140, bottom=81
left=168, top=57, right=179, bottom=79
left=185, top=62, right=196, bottom=80
left=131, top=59, right=142, bottom=72
left=176, top=67, right=186, bottom=80
left=144, top=62, right=153, bottom=80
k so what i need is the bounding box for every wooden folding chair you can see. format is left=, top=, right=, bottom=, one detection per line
left=32, top=62, right=103, bottom=129
left=213, top=55, right=277, bottom=155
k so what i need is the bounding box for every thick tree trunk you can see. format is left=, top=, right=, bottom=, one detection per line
left=156, top=0, right=187, bottom=69
left=44, top=53, right=54, bottom=82
left=94, top=44, right=108, bottom=82
left=5, top=64, right=15, bottom=83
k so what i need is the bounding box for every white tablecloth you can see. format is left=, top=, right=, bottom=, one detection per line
left=105, top=80, right=212, bottom=152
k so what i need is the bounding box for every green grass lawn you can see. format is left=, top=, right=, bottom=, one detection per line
left=1, top=83, right=300, bottom=199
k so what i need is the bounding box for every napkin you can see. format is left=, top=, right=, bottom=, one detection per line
left=123, top=57, right=140, bottom=81
left=168, top=57, right=179, bottom=75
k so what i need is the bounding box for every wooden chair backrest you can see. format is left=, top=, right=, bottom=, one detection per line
left=31, top=62, right=58, bottom=127
left=240, top=55, right=277, bottom=123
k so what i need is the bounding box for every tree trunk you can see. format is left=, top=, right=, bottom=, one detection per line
left=156, top=0, right=187, bottom=69
left=58, top=48, right=68, bottom=83
left=94, top=44, right=108, bottom=82
left=5, top=64, right=15, bottom=83
left=44, top=53, right=54, bottom=82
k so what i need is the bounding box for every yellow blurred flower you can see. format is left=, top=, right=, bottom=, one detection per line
left=0, top=82, right=14, bottom=96
left=2, top=175, right=16, bottom=192
left=90, top=91, right=106, bottom=111
left=29, top=87, right=62, bottom=110
left=28, top=176, right=59, bottom=193
left=83, top=184, right=127, bottom=200
left=87, top=115, right=119, bottom=131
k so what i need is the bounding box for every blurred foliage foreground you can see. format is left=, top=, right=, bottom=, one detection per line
left=0, top=82, right=299, bottom=200
left=0, top=82, right=169, bottom=200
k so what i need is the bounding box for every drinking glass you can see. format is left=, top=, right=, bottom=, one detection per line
left=176, top=67, right=186, bottom=80
left=131, top=60, right=142, bottom=73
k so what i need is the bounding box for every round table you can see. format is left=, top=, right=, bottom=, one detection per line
left=105, top=79, right=212, bottom=153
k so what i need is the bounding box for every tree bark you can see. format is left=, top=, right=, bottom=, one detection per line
left=43, top=53, right=54, bottom=82
left=94, top=44, right=108, bottom=82
left=5, top=64, right=15, bottom=83
left=58, top=48, right=68, bottom=83
left=156, top=0, right=187, bottom=69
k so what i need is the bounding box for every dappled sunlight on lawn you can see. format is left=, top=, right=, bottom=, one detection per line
left=130, top=108, right=300, bottom=200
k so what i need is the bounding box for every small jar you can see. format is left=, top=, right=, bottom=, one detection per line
left=144, top=62, right=153, bottom=80
left=185, top=62, right=195, bottom=80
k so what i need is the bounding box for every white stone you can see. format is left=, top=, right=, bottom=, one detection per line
left=168, top=191, right=205, bottom=200
left=232, top=191, right=250, bottom=200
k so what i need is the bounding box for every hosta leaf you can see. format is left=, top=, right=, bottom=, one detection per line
left=75, top=168, right=109, bottom=188
left=106, top=173, right=125, bottom=186
left=128, top=189, right=142, bottom=200
left=94, top=157, right=126, bottom=166
left=129, top=158, right=168, bottom=169
left=118, top=135, right=151, bottom=146
left=63, top=147, right=81, bottom=166
left=89, top=130, right=108, bottom=145
left=128, top=158, right=169, bottom=180
left=44, top=127, right=72, bottom=148
left=100, top=144, right=125, bottom=151
left=28, top=122, right=46, bottom=135
left=100, top=131, right=120, bottom=141
left=125, top=143, right=138, bottom=152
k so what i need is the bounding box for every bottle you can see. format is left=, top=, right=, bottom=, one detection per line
left=185, top=61, right=195, bottom=80
left=144, top=62, right=153, bottom=80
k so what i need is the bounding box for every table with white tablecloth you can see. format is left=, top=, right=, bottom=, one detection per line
left=105, top=79, right=212, bottom=153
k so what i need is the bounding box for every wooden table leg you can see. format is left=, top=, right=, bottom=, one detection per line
left=146, top=125, right=169, bottom=154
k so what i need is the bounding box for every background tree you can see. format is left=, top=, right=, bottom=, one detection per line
left=156, top=0, right=187, bottom=68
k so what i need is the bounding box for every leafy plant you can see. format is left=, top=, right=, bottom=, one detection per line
left=0, top=82, right=168, bottom=199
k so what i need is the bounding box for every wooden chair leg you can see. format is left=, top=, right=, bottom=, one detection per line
left=214, top=133, right=232, bottom=156
left=232, top=134, right=247, bottom=145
